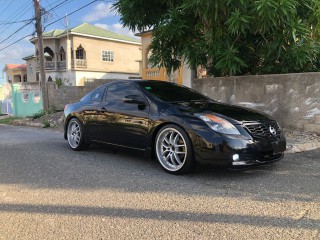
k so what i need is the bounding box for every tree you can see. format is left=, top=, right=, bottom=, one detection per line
left=114, top=0, right=320, bottom=76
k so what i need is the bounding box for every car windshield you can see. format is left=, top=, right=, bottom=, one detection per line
left=138, top=81, right=209, bottom=103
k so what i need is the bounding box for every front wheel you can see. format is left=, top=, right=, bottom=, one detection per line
left=67, top=118, right=89, bottom=151
left=155, top=124, right=194, bottom=174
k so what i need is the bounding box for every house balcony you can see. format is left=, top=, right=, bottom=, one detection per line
left=71, top=59, right=87, bottom=68
left=36, top=61, right=55, bottom=71
left=57, top=60, right=66, bottom=70
left=142, top=68, right=166, bottom=80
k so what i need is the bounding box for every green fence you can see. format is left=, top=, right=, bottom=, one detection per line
left=12, top=84, right=43, bottom=117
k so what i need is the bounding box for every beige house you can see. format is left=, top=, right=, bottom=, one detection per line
left=29, top=23, right=141, bottom=86
left=136, top=31, right=193, bottom=87
left=23, top=55, right=37, bottom=83
left=2, top=64, right=27, bottom=84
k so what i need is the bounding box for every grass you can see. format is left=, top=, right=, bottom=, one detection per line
left=0, top=117, right=17, bottom=124
left=31, top=110, right=46, bottom=119
left=31, top=106, right=63, bottom=120
left=42, top=120, right=51, bottom=128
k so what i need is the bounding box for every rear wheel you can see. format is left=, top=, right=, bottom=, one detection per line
left=67, top=118, right=89, bottom=151
left=155, top=124, right=194, bottom=174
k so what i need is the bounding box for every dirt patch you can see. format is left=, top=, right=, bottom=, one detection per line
left=284, top=128, right=320, bottom=142
left=12, top=111, right=64, bottom=132
left=36, top=111, right=64, bottom=131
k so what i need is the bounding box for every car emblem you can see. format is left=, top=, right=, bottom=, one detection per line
left=269, top=126, right=277, bottom=135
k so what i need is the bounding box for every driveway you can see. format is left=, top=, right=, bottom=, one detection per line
left=0, top=125, right=319, bottom=239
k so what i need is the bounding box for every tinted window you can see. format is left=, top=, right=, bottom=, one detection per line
left=80, top=93, right=91, bottom=103
left=138, top=81, right=208, bottom=102
left=91, top=85, right=105, bottom=102
left=106, top=83, right=144, bottom=102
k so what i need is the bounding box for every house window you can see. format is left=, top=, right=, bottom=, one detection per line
left=59, top=46, right=66, bottom=61
left=102, top=50, right=114, bottom=62
left=44, top=46, right=54, bottom=61
left=146, top=49, right=159, bottom=68
left=76, top=45, right=85, bottom=59
left=76, top=48, right=84, bottom=59
left=29, top=64, right=33, bottom=75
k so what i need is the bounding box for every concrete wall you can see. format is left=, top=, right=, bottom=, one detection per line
left=192, top=73, right=320, bottom=132
left=47, top=79, right=116, bottom=109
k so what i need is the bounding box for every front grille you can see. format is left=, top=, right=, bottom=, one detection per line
left=243, top=121, right=281, bottom=138
left=239, top=153, right=283, bottom=162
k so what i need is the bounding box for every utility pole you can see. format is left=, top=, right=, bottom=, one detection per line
left=34, top=0, right=48, bottom=111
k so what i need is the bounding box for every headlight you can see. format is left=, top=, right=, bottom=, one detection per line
left=195, top=113, right=241, bottom=135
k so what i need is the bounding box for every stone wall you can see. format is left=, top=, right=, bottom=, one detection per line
left=47, top=79, right=116, bottom=109
left=192, top=73, right=320, bottom=131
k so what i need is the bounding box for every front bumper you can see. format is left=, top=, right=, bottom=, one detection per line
left=230, top=152, right=284, bottom=168
left=192, top=131, right=286, bottom=168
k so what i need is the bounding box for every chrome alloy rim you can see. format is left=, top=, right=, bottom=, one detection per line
left=67, top=120, right=81, bottom=149
left=156, top=128, right=187, bottom=171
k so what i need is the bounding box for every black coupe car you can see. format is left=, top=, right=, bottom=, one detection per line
left=64, top=80, right=286, bottom=174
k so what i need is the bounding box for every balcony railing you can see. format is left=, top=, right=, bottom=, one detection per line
left=71, top=59, right=87, bottom=68
left=46, top=61, right=55, bottom=70
left=57, top=60, right=66, bottom=70
left=36, top=61, right=55, bottom=71
left=142, top=68, right=166, bottom=80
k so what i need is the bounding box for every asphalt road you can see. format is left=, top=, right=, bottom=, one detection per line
left=0, top=124, right=319, bottom=239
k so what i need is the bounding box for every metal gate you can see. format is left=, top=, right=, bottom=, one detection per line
left=1, top=98, right=13, bottom=115
left=0, top=83, right=13, bottom=115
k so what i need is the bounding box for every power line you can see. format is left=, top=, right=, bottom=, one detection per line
left=45, top=0, right=68, bottom=27
left=0, top=0, right=72, bottom=44
left=0, top=0, right=110, bottom=53
left=0, top=3, right=34, bottom=36
left=45, top=0, right=74, bottom=14
left=0, top=32, right=35, bottom=52
left=44, top=0, right=102, bottom=29
left=0, top=19, right=34, bottom=44
left=0, top=19, right=34, bottom=25
left=0, top=0, right=16, bottom=17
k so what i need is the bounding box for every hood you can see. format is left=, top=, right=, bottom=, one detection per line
left=170, top=101, right=272, bottom=123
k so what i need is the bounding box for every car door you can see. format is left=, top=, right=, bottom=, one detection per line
left=96, top=82, right=150, bottom=150
left=79, top=85, right=106, bottom=138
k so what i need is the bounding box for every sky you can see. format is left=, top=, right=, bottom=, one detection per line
left=0, top=0, right=136, bottom=83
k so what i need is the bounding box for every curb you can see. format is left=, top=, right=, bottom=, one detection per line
left=12, top=119, right=44, bottom=128
left=0, top=115, right=11, bottom=120
left=286, top=141, right=320, bottom=153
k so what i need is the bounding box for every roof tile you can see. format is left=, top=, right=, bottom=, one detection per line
left=41, top=23, right=140, bottom=43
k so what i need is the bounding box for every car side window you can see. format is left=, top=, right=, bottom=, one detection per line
left=106, top=83, right=145, bottom=103
left=91, top=85, right=105, bottom=102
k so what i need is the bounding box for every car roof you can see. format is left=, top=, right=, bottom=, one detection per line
left=103, top=79, right=174, bottom=87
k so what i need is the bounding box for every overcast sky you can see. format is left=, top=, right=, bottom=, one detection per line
left=0, top=0, right=135, bottom=83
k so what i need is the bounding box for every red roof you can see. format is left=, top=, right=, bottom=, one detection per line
left=6, top=64, right=27, bottom=70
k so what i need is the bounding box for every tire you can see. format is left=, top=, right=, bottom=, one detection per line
left=67, top=118, right=89, bottom=151
left=155, top=124, right=194, bottom=174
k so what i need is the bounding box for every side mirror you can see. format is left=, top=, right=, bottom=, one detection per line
left=123, top=95, right=148, bottom=105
